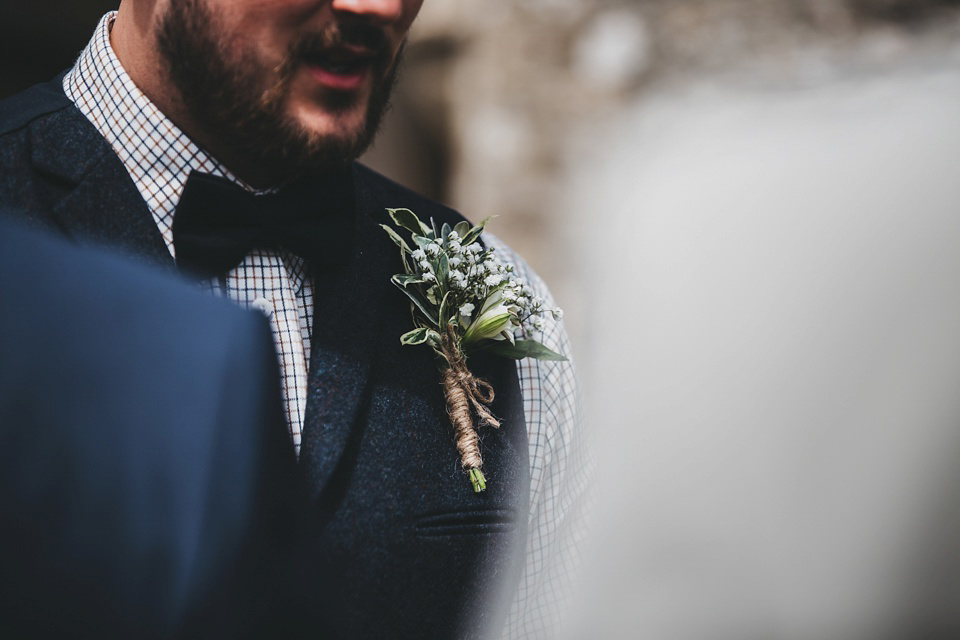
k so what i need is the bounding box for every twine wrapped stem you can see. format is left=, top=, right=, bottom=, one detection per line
left=440, top=324, right=500, bottom=492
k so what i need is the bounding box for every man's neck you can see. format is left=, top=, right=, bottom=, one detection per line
left=111, top=4, right=287, bottom=189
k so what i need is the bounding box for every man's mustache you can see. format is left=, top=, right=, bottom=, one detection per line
left=289, top=22, right=392, bottom=68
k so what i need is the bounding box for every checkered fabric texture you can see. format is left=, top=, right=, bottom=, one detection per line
left=65, top=13, right=589, bottom=638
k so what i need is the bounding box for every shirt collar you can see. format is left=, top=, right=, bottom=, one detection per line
left=63, top=11, right=249, bottom=255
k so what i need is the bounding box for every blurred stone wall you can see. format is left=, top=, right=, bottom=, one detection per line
left=363, top=0, right=960, bottom=345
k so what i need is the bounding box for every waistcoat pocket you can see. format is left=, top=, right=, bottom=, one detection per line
left=414, top=508, right=518, bottom=537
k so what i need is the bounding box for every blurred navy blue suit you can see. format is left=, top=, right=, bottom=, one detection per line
left=0, top=216, right=300, bottom=639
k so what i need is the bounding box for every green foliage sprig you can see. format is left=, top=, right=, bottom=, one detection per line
left=382, top=208, right=566, bottom=492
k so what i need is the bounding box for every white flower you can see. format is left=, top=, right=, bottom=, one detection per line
left=467, top=242, right=483, bottom=254
left=411, top=248, right=426, bottom=261
left=449, top=256, right=462, bottom=268
left=463, top=303, right=513, bottom=343
left=502, top=289, right=517, bottom=302
left=448, top=240, right=462, bottom=254
left=532, top=318, right=544, bottom=331
left=551, top=307, right=564, bottom=320
left=448, top=231, right=460, bottom=241
left=459, top=302, right=475, bottom=317
left=425, top=243, right=440, bottom=256
left=423, top=272, right=436, bottom=282
left=533, top=296, right=545, bottom=309
left=419, top=260, right=432, bottom=272
left=484, top=274, right=503, bottom=287
left=483, top=260, right=499, bottom=273
left=515, top=296, right=528, bottom=307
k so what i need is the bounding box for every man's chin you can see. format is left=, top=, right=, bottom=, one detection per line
left=256, top=116, right=371, bottom=176
left=195, top=54, right=396, bottom=178
left=291, top=106, right=370, bottom=147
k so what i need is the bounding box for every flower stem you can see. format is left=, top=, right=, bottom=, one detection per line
left=441, top=323, right=498, bottom=492
left=469, top=468, right=487, bottom=493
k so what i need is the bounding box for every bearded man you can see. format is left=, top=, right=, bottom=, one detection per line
left=0, top=1, right=585, bottom=638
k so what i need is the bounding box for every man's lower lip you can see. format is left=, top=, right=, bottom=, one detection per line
left=305, top=64, right=369, bottom=90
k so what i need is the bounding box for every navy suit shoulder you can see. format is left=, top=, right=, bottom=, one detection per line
left=0, top=216, right=300, bottom=639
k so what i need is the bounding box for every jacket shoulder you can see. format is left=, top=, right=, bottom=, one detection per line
left=0, top=73, right=72, bottom=136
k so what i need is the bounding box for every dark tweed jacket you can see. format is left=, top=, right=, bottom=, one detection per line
left=0, top=77, right=530, bottom=639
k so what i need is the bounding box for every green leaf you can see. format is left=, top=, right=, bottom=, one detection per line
left=438, top=290, right=452, bottom=327
left=473, top=339, right=567, bottom=361
left=412, top=234, right=432, bottom=249
left=388, top=208, right=432, bottom=236
left=390, top=279, right=439, bottom=326
left=440, top=222, right=452, bottom=243
left=426, top=329, right=443, bottom=348
left=453, top=220, right=470, bottom=240
left=400, top=327, right=431, bottom=345
left=436, top=252, right=449, bottom=294
left=392, top=273, right=426, bottom=287
left=380, top=224, right=412, bottom=272
left=380, top=224, right=411, bottom=252
left=460, top=216, right=494, bottom=247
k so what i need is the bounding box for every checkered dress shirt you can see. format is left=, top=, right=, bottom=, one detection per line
left=64, top=13, right=589, bottom=638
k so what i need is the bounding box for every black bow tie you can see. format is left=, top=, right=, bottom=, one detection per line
left=172, top=168, right=355, bottom=280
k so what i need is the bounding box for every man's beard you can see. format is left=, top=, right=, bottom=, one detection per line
left=156, top=0, right=401, bottom=177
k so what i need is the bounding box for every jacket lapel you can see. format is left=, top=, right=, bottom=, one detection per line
left=298, top=165, right=395, bottom=501
left=27, top=97, right=172, bottom=271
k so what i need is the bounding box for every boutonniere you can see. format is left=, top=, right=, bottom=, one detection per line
left=381, top=208, right=566, bottom=493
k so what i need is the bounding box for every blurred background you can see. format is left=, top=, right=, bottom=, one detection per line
left=5, top=1, right=960, bottom=638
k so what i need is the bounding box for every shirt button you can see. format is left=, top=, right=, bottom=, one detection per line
left=250, top=297, right=273, bottom=316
